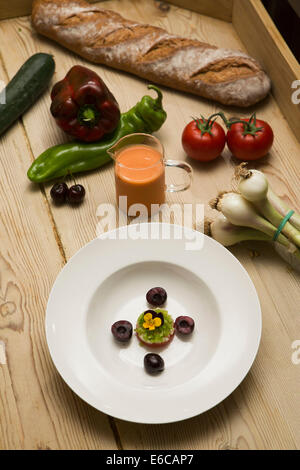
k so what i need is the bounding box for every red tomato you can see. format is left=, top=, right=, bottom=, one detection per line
left=182, top=118, right=226, bottom=162
left=227, top=118, right=274, bottom=161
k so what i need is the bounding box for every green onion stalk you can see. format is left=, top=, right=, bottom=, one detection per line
left=236, top=164, right=300, bottom=248
left=206, top=214, right=300, bottom=272
left=207, top=165, right=300, bottom=272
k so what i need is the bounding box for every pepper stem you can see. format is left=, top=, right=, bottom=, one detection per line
left=78, top=104, right=100, bottom=128
left=148, top=84, right=163, bottom=107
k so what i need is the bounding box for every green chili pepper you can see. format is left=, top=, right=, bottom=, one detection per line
left=27, top=85, right=167, bottom=183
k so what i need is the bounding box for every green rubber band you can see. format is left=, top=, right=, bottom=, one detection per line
left=273, top=210, right=295, bottom=241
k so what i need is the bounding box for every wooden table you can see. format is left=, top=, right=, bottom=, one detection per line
left=0, top=0, right=299, bottom=450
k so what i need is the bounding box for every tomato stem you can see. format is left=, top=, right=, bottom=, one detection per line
left=214, top=112, right=230, bottom=128
left=192, top=112, right=224, bottom=136
left=224, top=113, right=263, bottom=136
left=191, top=112, right=263, bottom=137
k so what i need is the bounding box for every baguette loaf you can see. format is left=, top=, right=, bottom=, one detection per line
left=32, top=0, right=271, bottom=107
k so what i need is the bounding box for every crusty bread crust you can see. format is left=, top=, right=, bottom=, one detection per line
left=32, top=0, right=271, bottom=107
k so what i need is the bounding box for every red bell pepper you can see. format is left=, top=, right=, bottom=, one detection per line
left=50, top=65, right=120, bottom=142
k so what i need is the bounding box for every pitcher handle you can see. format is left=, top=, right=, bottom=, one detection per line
left=165, top=160, right=193, bottom=193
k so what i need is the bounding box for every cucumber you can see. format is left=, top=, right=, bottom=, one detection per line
left=0, top=53, right=55, bottom=137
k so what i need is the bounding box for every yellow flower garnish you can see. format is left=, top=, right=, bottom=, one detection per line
left=143, top=311, right=162, bottom=330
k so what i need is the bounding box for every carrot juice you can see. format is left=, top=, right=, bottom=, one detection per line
left=115, top=144, right=166, bottom=214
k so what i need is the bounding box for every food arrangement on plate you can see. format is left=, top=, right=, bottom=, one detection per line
left=111, top=286, right=195, bottom=374
left=45, top=223, right=262, bottom=423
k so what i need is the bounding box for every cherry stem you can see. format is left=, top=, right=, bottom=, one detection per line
left=67, top=169, right=77, bottom=186
left=60, top=174, right=67, bottom=183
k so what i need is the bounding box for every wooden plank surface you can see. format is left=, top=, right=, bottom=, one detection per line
left=0, top=63, right=117, bottom=450
left=233, top=0, right=300, bottom=142
left=0, top=0, right=104, bottom=20
left=0, top=0, right=233, bottom=21
left=0, top=0, right=299, bottom=450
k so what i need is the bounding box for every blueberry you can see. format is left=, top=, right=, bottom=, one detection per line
left=146, top=287, right=167, bottom=307
left=175, top=316, right=195, bottom=335
left=111, top=320, right=133, bottom=343
left=144, top=353, right=164, bottom=374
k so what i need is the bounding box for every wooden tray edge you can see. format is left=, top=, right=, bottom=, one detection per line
left=233, top=0, right=300, bottom=141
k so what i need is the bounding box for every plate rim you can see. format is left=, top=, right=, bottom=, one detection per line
left=45, top=222, right=262, bottom=424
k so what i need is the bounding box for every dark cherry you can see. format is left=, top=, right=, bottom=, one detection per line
left=144, top=353, right=164, bottom=374
left=50, top=182, right=68, bottom=204
left=111, top=320, right=133, bottom=343
left=67, top=184, right=86, bottom=204
left=175, top=316, right=195, bottom=335
left=146, top=287, right=167, bottom=306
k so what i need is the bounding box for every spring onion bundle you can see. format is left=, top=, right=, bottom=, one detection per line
left=208, top=164, right=300, bottom=271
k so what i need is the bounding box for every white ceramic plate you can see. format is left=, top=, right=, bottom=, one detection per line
left=46, top=223, right=261, bottom=424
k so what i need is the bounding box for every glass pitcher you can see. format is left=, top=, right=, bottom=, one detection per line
left=108, top=133, right=193, bottom=215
